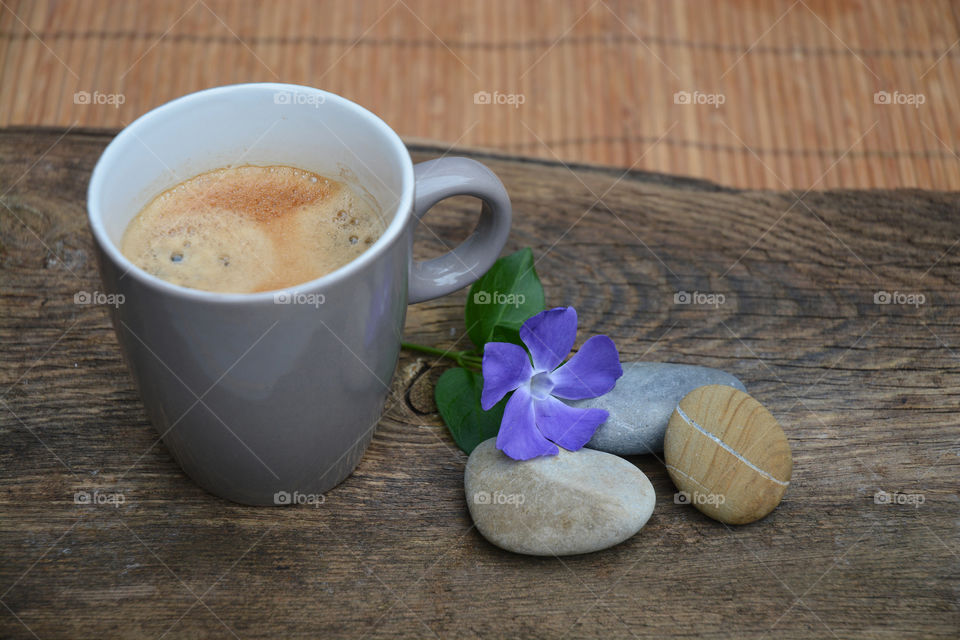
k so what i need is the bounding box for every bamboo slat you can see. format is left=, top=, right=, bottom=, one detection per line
left=0, top=0, right=956, bottom=189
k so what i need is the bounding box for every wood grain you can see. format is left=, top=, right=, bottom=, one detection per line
left=1, top=128, right=959, bottom=639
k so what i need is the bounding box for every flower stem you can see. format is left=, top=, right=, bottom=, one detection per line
left=400, top=342, right=453, bottom=359
left=401, top=342, right=482, bottom=371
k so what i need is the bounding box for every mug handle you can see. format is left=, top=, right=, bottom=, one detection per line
left=408, top=157, right=512, bottom=303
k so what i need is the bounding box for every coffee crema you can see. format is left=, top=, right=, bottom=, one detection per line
left=121, top=165, right=385, bottom=293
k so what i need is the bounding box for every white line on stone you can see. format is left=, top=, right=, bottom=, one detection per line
left=675, top=406, right=790, bottom=486
left=665, top=464, right=713, bottom=492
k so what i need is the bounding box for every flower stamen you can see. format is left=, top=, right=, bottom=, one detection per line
left=529, top=371, right=555, bottom=400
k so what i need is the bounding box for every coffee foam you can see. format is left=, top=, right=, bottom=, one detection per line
left=120, top=165, right=385, bottom=293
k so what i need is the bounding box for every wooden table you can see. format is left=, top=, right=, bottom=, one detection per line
left=1, top=129, right=957, bottom=639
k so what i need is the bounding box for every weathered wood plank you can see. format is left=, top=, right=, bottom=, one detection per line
left=1, top=128, right=957, bottom=639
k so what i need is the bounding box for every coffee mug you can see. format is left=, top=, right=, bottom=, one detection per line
left=87, top=83, right=511, bottom=505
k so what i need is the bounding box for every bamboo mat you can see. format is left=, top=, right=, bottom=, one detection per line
left=1, top=0, right=958, bottom=190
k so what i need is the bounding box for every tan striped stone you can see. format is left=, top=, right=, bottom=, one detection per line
left=664, top=385, right=792, bottom=525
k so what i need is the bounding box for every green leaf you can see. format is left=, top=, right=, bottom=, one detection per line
left=435, top=367, right=506, bottom=454
left=465, top=247, right=546, bottom=348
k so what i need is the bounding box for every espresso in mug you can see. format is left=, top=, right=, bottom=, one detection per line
left=121, top=165, right=385, bottom=293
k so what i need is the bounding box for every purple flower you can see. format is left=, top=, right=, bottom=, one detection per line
left=481, top=307, right=623, bottom=460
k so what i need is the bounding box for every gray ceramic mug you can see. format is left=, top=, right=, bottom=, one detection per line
left=87, top=83, right=511, bottom=505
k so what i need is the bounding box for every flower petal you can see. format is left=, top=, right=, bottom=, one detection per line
left=549, top=335, right=623, bottom=400
left=496, top=387, right=558, bottom=460
left=520, top=307, right=578, bottom=371
left=481, top=342, right=533, bottom=410
left=534, top=395, right=609, bottom=451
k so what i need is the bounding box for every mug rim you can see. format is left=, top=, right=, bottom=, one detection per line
left=86, top=82, right=416, bottom=304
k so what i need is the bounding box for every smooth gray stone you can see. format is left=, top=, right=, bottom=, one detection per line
left=465, top=438, right=655, bottom=556
left=572, top=362, right=746, bottom=455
